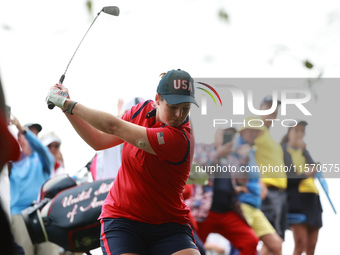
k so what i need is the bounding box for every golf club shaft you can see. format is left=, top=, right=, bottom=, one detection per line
left=47, top=11, right=103, bottom=110
left=48, top=7, right=120, bottom=110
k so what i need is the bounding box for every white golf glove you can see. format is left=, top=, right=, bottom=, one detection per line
left=46, top=88, right=68, bottom=108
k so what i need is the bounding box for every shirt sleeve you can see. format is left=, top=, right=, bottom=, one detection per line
left=147, top=126, right=191, bottom=164
left=25, top=130, right=54, bottom=178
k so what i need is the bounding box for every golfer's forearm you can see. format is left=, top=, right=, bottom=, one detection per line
left=67, top=100, right=155, bottom=154
left=63, top=101, right=123, bottom=150
left=70, top=102, right=120, bottom=135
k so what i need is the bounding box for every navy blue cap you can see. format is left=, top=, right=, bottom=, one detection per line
left=157, top=69, right=198, bottom=107
left=24, top=123, right=42, bottom=133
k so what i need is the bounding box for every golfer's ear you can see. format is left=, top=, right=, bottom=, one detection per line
left=155, top=94, right=160, bottom=105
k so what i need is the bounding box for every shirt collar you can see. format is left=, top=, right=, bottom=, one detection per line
left=146, top=108, right=156, bottom=119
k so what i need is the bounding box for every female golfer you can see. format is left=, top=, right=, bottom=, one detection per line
left=46, top=69, right=200, bottom=255
left=281, top=120, right=322, bottom=255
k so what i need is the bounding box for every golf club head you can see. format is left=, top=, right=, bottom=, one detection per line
left=102, top=6, right=120, bottom=16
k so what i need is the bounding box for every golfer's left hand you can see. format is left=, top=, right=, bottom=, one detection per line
left=46, top=86, right=68, bottom=109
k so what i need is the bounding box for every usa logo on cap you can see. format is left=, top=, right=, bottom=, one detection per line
left=156, top=69, right=199, bottom=107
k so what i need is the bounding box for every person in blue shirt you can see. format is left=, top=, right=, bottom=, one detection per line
left=195, top=128, right=259, bottom=255
left=9, top=117, right=59, bottom=255
left=230, top=122, right=283, bottom=255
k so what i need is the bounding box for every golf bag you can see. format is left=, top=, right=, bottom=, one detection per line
left=22, top=174, right=114, bottom=252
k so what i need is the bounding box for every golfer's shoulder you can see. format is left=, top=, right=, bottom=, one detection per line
left=126, top=100, right=154, bottom=121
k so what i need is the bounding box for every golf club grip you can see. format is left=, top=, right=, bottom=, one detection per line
left=48, top=102, right=55, bottom=109
left=48, top=74, right=65, bottom=110
left=59, top=74, right=65, bottom=84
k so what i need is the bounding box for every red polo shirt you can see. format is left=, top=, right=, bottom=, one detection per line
left=99, top=100, right=193, bottom=224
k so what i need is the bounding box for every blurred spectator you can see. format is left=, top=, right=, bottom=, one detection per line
left=232, top=121, right=283, bottom=255
left=255, top=96, right=288, bottom=255
left=9, top=117, right=59, bottom=255
left=0, top=76, right=24, bottom=254
left=259, top=95, right=281, bottom=129
left=281, top=120, right=322, bottom=255
left=24, top=123, right=42, bottom=136
left=192, top=128, right=259, bottom=255
left=183, top=184, right=206, bottom=255
left=41, top=131, right=66, bottom=178
left=41, top=131, right=69, bottom=254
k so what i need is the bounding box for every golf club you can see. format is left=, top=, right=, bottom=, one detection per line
left=48, top=6, right=120, bottom=109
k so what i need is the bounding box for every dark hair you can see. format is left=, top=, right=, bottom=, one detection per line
left=158, top=94, right=164, bottom=101
left=281, top=124, right=307, bottom=145
left=157, top=73, right=167, bottom=102
left=281, top=125, right=294, bottom=145
left=280, top=132, right=289, bottom=145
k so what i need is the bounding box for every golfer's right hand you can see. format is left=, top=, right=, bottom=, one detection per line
left=46, top=85, right=68, bottom=109
left=52, top=83, right=70, bottom=99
